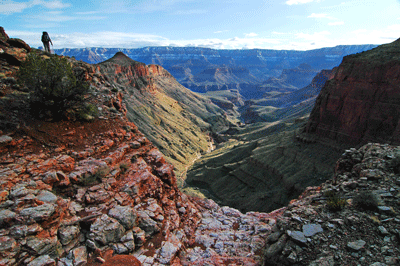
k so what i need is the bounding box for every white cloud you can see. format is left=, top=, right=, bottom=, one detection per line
left=173, top=9, right=207, bottom=15
left=245, top=32, right=258, bottom=37
left=296, top=31, right=331, bottom=40
left=286, top=0, right=319, bottom=5
left=26, top=10, right=106, bottom=23
left=0, top=1, right=29, bottom=14
left=75, top=11, right=100, bottom=15
left=329, top=21, right=344, bottom=26
left=272, top=31, right=287, bottom=35
left=351, top=29, right=367, bottom=34
left=8, top=30, right=283, bottom=50
left=36, top=0, right=71, bottom=9
left=308, top=13, right=330, bottom=19
left=214, top=30, right=229, bottom=34
left=0, top=0, right=70, bottom=15
left=99, top=0, right=196, bottom=14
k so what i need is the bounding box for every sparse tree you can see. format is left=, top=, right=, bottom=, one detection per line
left=17, top=53, right=89, bottom=120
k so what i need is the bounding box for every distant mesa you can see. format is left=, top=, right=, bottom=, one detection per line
left=101, top=51, right=143, bottom=67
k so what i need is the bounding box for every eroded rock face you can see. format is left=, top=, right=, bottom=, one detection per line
left=0, top=27, right=30, bottom=66
left=263, top=143, right=400, bottom=266
left=304, top=39, right=400, bottom=145
left=0, top=113, right=275, bottom=265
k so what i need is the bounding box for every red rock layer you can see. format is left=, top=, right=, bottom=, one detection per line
left=304, top=40, right=400, bottom=145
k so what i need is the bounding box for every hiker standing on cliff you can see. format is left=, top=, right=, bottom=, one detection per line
left=41, top=31, right=53, bottom=53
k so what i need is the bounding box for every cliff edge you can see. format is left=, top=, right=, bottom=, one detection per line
left=0, top=28, right=272, bottom=266
left=303, top=38, right=400, bottom=146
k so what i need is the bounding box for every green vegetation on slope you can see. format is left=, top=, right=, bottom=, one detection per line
left=185, top=111, right=343, bottom=213
left=96, top=54, right=232, bottom=185
left=17, top=53, right=90, bottom=120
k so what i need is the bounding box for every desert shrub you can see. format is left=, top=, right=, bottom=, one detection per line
left=325, top=190, right=347, bottom=211
left=77, top=103, right=98, bottom=121
left=82, top=166, right=110, bottom=186
left=17, top=53, right=89, bottom=120
left=119, top=162, right=129, bottom=174
left=353, top=191, right=380, bottom=211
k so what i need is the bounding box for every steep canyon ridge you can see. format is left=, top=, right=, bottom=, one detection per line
left=0, top=27, right=399, bottom=265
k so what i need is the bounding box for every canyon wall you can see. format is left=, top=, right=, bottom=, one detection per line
left=304, top=39, right=400, bottom=146
left=55, top=45, right=377, bottom=85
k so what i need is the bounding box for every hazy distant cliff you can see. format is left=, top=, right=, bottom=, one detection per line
left=56, top=45, right=377, bottom=83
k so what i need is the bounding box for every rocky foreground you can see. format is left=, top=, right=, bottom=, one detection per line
left=0, top=28, right=275, bottom=265
left=1, top=120, right=399, bottom=266
left=264, top=143, right=400, bottom=266
left=0, top=115, right=277, bottom=266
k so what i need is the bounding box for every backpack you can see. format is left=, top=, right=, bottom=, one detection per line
left=42, top=32, right=50, bottom=43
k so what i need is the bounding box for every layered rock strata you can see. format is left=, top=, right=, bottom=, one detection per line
left=304, top=39, right=400, bottom=145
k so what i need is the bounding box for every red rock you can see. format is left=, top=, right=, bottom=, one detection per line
left=56, top=155, right=75, bottom=172
left=35, top=181, right=52, bottom=191
left=0, top=27, right=9, bottom=41
left=304, top=39, right=400, bottom=145
left=7, top=38, right=31, bottom=52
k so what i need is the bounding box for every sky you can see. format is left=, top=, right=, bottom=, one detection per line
left=2, top=0, right=400, bottom=50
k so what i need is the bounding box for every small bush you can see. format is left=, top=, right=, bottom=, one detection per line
left=82, top=167, right=110, bottom=186
left=119, top=163, right=129, bottom=174
left=17, top=53, right=89, bottom=120
left=325, top=190, right=347, bottom=212
left=353, top=191, right=380, bottom=211
left=77, top=103, right=98, bottom=121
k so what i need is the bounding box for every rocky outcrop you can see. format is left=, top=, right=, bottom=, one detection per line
left=0, top=29, right=270, bottom=265
left=0, top=27, right=31, bottom=67
left=91, top=51, right=231, bottom=181
left=263, top=143, right=400, bottom=265
left=304, top=39, right=400, bottom=146
left=0, top=94, right=271, bottom=266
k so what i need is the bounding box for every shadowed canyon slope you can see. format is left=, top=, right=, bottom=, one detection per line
left=186, top=39, right=400, bottom=213
left=185, top=68, right=340, bottom=213
left=93, top=52, right=231, bottom=182
left=304, top=38, right=400, bottom=146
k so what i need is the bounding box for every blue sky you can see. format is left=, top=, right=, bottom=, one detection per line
left=2, top=0, right=400, bottom=50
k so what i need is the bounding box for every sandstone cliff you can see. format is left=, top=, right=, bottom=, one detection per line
left=304, top=39, right=400, bottom=146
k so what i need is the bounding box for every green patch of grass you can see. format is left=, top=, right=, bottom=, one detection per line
left=82, top=166, right=110, bottom=186
left=325, top=190, right=347, bottom=212
left=119, top=162, right=129, bottom=174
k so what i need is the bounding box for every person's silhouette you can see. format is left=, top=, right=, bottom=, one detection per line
left=41, top=31, right=53, bottom=53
